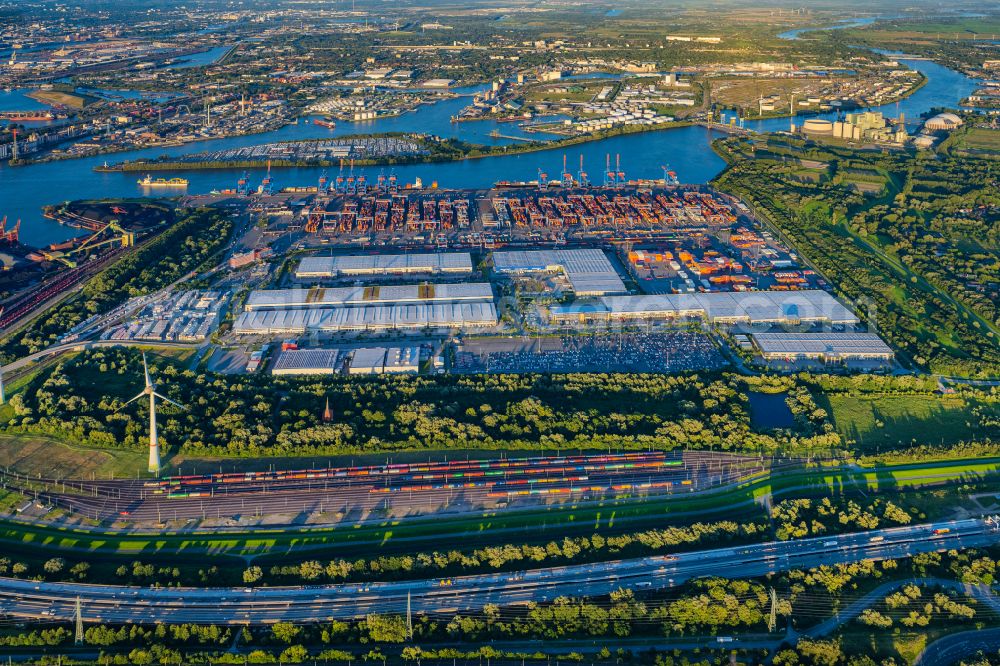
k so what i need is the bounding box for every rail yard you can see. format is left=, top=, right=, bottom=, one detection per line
left=4, top=451, right=773, bottom=526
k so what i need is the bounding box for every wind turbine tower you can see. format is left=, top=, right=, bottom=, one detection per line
left=123, top=354, right=183, bottom=475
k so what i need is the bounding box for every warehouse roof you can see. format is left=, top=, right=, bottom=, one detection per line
left=350, top=347, right=388, bottom=371
left=271, top=349, right=341, bottom=373
left=556, top=290, right=859, bottom=325
left=751, top=332, right=893, bottom=356
left=234, top=302, right=498, bottom=333
left=246, top=283, right=494, bottom=310
left=296, top=252, right=473, bottom=277
left=492, top=248, right=627, bottom=296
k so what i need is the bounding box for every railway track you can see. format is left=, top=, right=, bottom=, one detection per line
left=2, top=451, right=777, bottom=524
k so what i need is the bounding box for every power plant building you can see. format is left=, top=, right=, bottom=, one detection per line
left=492, top=248, right=628, bottom=296
left=296, top=253, right=473, bottom=279
left=801, top=112, right=908, bottom=144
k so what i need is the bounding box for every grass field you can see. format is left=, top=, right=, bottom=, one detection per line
left=0, top=435, right=147, bottom=479
left=823, top=394, right=989, bottom=450
left=952, top=127, right=1000, bottom=157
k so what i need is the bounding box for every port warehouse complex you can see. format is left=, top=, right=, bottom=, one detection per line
left=232, top=248, right=892, bottom=365
left=217, top=184, right=899, bottom=367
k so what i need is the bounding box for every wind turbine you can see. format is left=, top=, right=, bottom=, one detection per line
left=122, top=354, right=184, bottom=475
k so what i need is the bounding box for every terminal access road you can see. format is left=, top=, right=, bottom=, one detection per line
left=0, top=518, right=995, bottom=626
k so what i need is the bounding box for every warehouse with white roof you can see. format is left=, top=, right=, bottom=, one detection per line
left=750, top=332, right=893, bottom=362
left=549, top=290, right=859, bottom=326
left=492, top=249, right=628, bottom=297
left=234, top=302, right=498, bottom=334
left=245, top=283, right=493, bottom=311
left=296, top=253, right=473, bottom=279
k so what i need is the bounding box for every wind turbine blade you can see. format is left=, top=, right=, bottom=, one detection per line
left=115, top=392, right=146, bottom=412
left=152, top=392, right=185, bottom=409
left=142, top=353, right=152, bottom=388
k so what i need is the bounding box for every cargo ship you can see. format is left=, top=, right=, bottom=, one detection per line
left=314, top=117, right=336, bottom=129
left=137, top=175, right=189, bottom=188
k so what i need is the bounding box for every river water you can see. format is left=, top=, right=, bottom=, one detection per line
left=0, top=55, right=979, bottom=248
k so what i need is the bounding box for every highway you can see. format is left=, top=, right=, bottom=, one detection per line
left=915, top=627, right=1000, bottom=666
left=0, top=518, right=995, bottom=626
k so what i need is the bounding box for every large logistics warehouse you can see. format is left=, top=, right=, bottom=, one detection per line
left=245, top=283, right=494, bottom=311
left=492, top=249, right=628, bottom=297
left=234, top=302, right=498, bottom=334
left=296, top=253, right=474, bottom=279
left=750, top=332, right=894, bottom=362
left=549, top=290, right=860, bottom=326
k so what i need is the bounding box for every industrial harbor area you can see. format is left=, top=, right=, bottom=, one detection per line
left=1, top=0, right=1000, bottom=664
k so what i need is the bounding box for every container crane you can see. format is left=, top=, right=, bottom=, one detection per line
left=561, top=154, right=574, bottom=187
left=258, top=161, right=274, bottom=195
left=346, top=160, right=356, bottom=194
left=318, top=170, right=329, bottom=194
left=0, top=217, right=19, bottom=244
left=537, top=167, right=548, bottom=190
left=335, top=161, right=346, bottom=193
left=578, top=155, right=589, bottom=187
left=603, top=154, right=616, bottom=188
left=236, top=172, right=250, bottom=196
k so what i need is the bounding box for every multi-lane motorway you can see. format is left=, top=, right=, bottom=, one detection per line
left=0, top=518, right=995, bottom=626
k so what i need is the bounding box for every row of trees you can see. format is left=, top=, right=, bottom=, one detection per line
left=15, top=347, right=1000, bottom=460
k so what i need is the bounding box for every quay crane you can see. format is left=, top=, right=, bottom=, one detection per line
left=258, top=161, right=274, bottom=195
left=560, top=154, right=575, bottom=187
left=0, top=217, right=20, bottom=244
left=615, top=154, right=626, bottom=189
left=603, top=154, right=616, bottom=188
left=335, top=161, right=346, bottom=193
left=236, top=172, right=250, bottom=196
left=346, top=160, right=356, bottom=194
left=661, top=164, right=679, bottom=186
left=577, top=155, right=589, bottom=187
left=318, top=170, right=329, bottom=194
left=537, top=167, right=548, bottom=190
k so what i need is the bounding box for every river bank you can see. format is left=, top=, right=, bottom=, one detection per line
left=93, top=121, right=697, bottom=173
left=0, top=56, right=979, bottom=249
